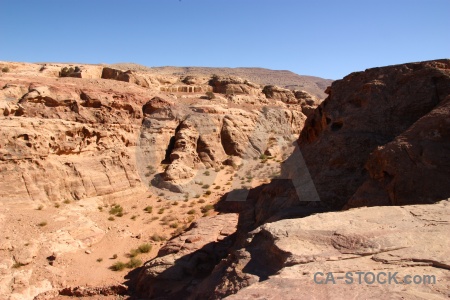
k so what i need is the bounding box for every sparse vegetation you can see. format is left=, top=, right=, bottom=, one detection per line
left=170, top=222, right=179, bottom=228
left=63, top=199, right=71, bottom=204
left=150, top=233, right=166, bottom=242
left=128, top=249, right=140, bottom=258
left=138, top=243, right=152, bottom=253
left=109, top=204, right=124, bottom=216
left=112, top=254, right=118, bottom=259
left=37, top=205, right=44, bottom=210
left=37, top=221, right=47, bottom=227
left=198, top=199, right=206, bottom=204
left=145, top=165, right=156, bottom=177
left=97, top=258, right=103, bottom=262
left=110, top=261, right=126, bottom=271
left=158, top=208, right=165, bottom=214
left=201, top=204, right=214, bottom=213
left=202, top=184, right=210, bottom=189
left=54, top=203, right=60, bottom=208
left=108, top=216, right=115, bottom=221
left=187, top=209, right=196, bottom=215
left=205, top=91, right=215, bottom=100
left=144, top=206, right=153, bottom=213
left=204, top=190, right=212, bottom=196
left=203, top=170, right=210, bottom=176
left=126, top=257, right=142, bottom=268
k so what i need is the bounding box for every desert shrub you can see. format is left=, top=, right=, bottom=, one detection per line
left=201, top=204, right=214, bottom=213
left=205, top=91, right=215, bottom=100
left=172, top=227, right=184, bottom=236
left=187, top=209, right=196, bottom=215
left=109, top=204, right=123, bottom=215
left=202, top=184, right=210, bottom=189
left=129, top=249, right=140, bottom=258
left=144, top=206, right=153, bottom=213
left=110, top=261, right=126, bottom=271
left=108, top=216, right=115, bottom=221
left=131, top=215, right=137, bottom=220
left=112, top=254, right=118, bottom=259
left=63, top=200, right=71, bottom=204
left=37, top=205, right=43, bottom=210
left=1, top=67, right=10, bottom=72
left=170, top=222, right=178, bottom=228
left=54, top=203, right=61, bottom=208
left=205, top=190, right=212, bottom=195
left=138, top=243, right=152, bottom=253
left=214, top=185, right=221, bottom=190
left=158, top=208, right=165, bottom=214
left=198, top=199, right=206, bottom=203
left=150, top=234, right=166, bottom=242
left=97, top=258, right=103, bottom=262
left=145, top=165, right=156, bottom=177
left=126, top=258, right=142, bottom=268
left=37, top=221, right=47, bottom=227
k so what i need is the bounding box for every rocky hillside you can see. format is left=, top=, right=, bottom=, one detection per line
left=133, top=59, right=450, bottom=299
left=109, top=63, right=333, bottom=100
left=0, top=61, right=321, bottom=203
left=0, top=61, right=325, bottom=300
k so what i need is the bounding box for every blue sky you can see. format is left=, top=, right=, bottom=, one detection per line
left=1, top=0, right=449, bottom=79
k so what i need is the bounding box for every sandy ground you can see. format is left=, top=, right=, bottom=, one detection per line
left=0, top=154, right=285, bottom=299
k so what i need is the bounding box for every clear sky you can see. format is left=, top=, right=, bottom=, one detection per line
left=1, top=0, right=449, bottom=79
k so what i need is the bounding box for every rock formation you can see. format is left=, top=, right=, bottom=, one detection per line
left=299, top=59, right=450, bottom=209
left=134, top=59, right=450, bottom=300
left=0, top=60, right=325, bottom=299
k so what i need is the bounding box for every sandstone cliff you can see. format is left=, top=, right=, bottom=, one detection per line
left=299, top=59, right=450, bottom=209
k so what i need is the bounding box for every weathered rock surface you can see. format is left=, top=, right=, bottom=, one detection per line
left=135, top=200, right=450, bottom=299
left=134, top=213, right=238, bottom=299
left=209, top=75, right=261, bottom=95
left=223, top=200, right=450, bottom=300
left=299, top=59, right=450, bottom=209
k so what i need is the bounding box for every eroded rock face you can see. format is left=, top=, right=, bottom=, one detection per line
left=224, top=200, right=450, bottom=300
left=209, top=75, right=261, bottom=95
left=135, top=200, right=450, bottom=299
left=299, top=59, right=450, bottom=209
left=101, top=67, right=151, bottom=88
left=262, top=85, right=297, bottom=103
left=134, top=213, right=238, bottom=299
left=0, top=78, right=146, bottom=203
left=347, top=94, right=450, bottom=208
